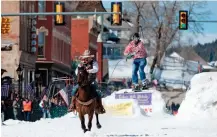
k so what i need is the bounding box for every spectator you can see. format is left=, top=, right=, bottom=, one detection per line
left=12, top=96, right=21, bottom=120
left=22, top=98, right=32, bottom=121
left=127, top=78, right=132, bottom=88
left=1, top=100, right=6, bottom=123
left=198, top=61, right=202, bottom=73
left=39, top=95, right=51, bottom=119
left=171, top=102, right=179, bottom=115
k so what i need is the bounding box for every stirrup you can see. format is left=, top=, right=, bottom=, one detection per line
left=68, top=108, right=74, bottom=112
left=98, top=106, right=106, bottom=114
left=68, top=105, right=76, bottom=112
left=101, top=108, right=106, bottom=113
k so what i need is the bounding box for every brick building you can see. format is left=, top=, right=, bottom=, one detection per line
left=1, top=1, right=37, bottom=97
left=35, top=1, right=73, bottom=87
left=70, top=1, right=109, bottom=82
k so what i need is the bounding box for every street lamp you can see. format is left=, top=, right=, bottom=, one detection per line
left=16, top=64, right=23, bottom=95
left=1, top=69, right=7, bottom=77
left=35, top=69, right=41, bottom=98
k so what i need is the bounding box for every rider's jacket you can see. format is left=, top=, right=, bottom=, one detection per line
left=75, top=60, right=99, bottom=83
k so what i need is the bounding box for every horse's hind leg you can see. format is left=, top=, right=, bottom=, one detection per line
left=79, top=114, right=87, bottom=133
left=95, top=112, right=102, bottom=129
left=87, top=111, right=94, bottom=131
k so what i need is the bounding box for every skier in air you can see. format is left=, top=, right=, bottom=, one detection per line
left=124, top=33, right=148, bottom=90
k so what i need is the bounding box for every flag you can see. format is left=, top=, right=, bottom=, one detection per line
left=59, top=88, right=69, bottom=106
left=66, top=84, right=73, bottom=95
left=42, top=87, right=48, bottom=94
left=26, top=81, right=34, bottom=94
left=41, top=87, right=48, bottom=98
left=1, top=84, right=10, bottom=97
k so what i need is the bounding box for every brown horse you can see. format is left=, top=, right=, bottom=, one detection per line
left=75, top=66, right=102, bottom=133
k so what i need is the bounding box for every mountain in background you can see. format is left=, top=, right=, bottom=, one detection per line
left=193, top=39, right=217, bottom=62
left=165, top=39, right=217, bottom=64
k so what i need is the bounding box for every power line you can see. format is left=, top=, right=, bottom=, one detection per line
left=1, top=12, right=121, bottom=16
left=189, top=20, right=217, bottom=23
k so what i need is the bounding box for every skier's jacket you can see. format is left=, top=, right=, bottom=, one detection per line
left=124, top=40, right=147, bottom=59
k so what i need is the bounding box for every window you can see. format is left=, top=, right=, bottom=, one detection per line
left=38, top=32, right=45, bottom=58
left=38, top=0, right=46, bottom=19
left=113, top=48, right=121, bottom=57
left=28, top=70, right=33, bottom=83
left=39, top=69, right=48, bottom=86
left=103, top=47, right=106, bottom=55
left=117, top=30, right=122, bottom=37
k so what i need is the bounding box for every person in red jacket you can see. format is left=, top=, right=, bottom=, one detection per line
left=22, top=98, right=32, bottom=121
left=124, top=33, right=148, bottom=90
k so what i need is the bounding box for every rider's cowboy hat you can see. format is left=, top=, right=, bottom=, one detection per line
left=80, top=50, right=94, bottom=59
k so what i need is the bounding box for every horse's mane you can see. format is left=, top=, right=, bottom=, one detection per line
left=77, top=66, right=89, bottom=87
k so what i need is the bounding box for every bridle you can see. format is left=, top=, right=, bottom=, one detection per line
left=77, top=67, right=89, bottom=87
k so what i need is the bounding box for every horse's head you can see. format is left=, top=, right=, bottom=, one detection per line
left=77, top=66, right=89, bottom=87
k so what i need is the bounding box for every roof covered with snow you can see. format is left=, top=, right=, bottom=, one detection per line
left=166, top=47, right=207, bottom=65
left=169, top=52, right=184, bottom=60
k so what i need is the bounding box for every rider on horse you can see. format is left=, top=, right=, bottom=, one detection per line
left=68, top=50, right=106, bottom=114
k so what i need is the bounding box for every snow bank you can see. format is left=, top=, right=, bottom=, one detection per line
left=208, top=61, right=217, bottom=67
left=103, top=89, right=166, bottom=117
left=103, top=90, right=140, bottom=117
left=177, top=72, right=217, bottom=119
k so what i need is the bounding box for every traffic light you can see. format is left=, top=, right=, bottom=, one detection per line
left=1, top=17, right=11, bottom=34
left=111, top=2, right=122, bottom=26
left=54, top=2, right=65, bottom=25
left=179, top=11, right=188, bottom=30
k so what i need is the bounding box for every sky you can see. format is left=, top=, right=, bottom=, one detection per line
left=183, top=1, right=217, bottom=45
left=102, top=0, right=217, bottom=45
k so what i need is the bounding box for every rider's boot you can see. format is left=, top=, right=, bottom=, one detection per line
left=96, top=97, right=106, bottom=114
left=68, top=96, right=76, bottom=112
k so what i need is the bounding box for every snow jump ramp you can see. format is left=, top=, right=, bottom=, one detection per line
left=103, top=89, right=166, bottom=117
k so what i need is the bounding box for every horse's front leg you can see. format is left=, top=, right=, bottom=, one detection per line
left=88, top=111, right=94, bottom=131
left=95, top=112, right=102, bottom=129
left=79, top=113, right=87, bottom=133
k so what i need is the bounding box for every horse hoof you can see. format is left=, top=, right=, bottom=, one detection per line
left=84, top=129, right=88, bottom=133
left=97, top=123, right=102, bottom=129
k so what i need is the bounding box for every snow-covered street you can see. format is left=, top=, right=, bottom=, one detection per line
left=2, top=114, right=217, bottom=137
left=2, top=72, right=217, bottom=137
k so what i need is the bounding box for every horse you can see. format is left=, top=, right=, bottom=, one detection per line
left=75, top=66, right=102, bottom=133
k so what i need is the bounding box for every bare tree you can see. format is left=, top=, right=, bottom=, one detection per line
left=125, top=1, right=210, bottom=74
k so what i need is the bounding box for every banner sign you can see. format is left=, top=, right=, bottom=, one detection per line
left=115, top=92, right=152, bottom=105
left=104, top=102, right=133, bottom=116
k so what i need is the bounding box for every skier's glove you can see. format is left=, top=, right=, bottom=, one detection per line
left=125, top=53, right=135, bottom=61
